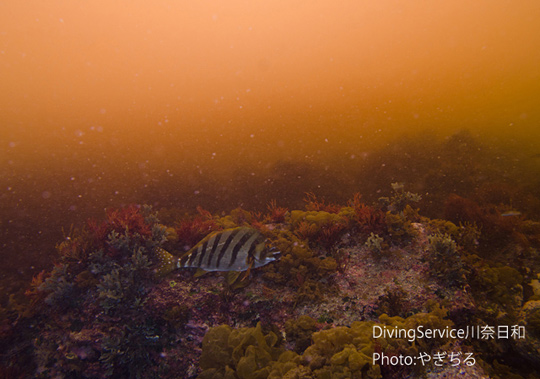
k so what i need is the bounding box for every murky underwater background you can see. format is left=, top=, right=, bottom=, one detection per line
left=1, top=4, right=540, bottom=374
left=2, top=0, right=540, bottom=292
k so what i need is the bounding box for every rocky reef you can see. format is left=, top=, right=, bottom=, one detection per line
left=1, top=185, right=540, bottom=378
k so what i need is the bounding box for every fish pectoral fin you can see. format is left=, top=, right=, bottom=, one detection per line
left=243, top=265, right=252, bottom=280
left=228, top=270, right=251, bottom=290
left=194, top=268, right=208, bottom=278
left=226, top=270, right=242, bottom=285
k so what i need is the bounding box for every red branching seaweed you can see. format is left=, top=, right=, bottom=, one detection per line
left=87, top=218, right=110, bottom=243
left=444, top=194, right=524, bottom=251
left=265, top=199, right=289, bottom=223
left=25, top=270, right=46, bottom=300
left=230, top=207, right=260, bottom=226
left=294, top=221, right=319, bottom=242
left=317, top=222, right=347, bottom=249
left=175, top=207, right=220, bottom=248
left=349, top=193, right=386, bottom=235
left=106, top=205, right=152, bottom=238
left=304, top=192, right=342, bottom=213
left=86, top=205, right=152, bottom=253
left=196, top=206, right=213, bottom=220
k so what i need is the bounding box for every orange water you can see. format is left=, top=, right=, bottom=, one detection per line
left=1, top=1, right=540, bottom=285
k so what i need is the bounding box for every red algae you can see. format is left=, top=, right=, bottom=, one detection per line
left=265, top=200, right=289, bottom=224
left=349, top=193, right=387, bottom=236
left=175, top=207, right=221, bottom=250
left=304, top=192, right=343, bottom=214
left=2, top=190, right=540, bottom=377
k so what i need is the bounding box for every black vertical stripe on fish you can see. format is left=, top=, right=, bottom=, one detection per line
left=154, top=227, right=279, bottom=277
left=206, top=233, right=220, bottom=267
left=228, top=229, right=256, bottom=268
left=187, top=245, right=199, bottom=266
left=158, top=227, right=280, bottom=274
left=216, top=228, right=240, bottom=268
left=225, top=228, right=252, bottom=269
left=246, top=236, right=261, bottom=262
left=179, top=254, right=189, bottom=268
left=211, top=229, right=232, bottom=269
left=197, top=240, right=209, bottom=267
left=239, top=232, right=264, bottom=268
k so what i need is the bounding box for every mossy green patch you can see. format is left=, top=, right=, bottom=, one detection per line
left=199, top=306, right=453, bottom=379
left=471, top=264, right=523, bottom=320
left=199, top=323, right=284, bottom=379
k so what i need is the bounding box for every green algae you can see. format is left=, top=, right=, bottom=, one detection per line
left=7, top=182, right=540, bottom=378
left=384, top=206, right=419, bottom=243
left=198, top=306, right=453, bottom=379
left=471, top=264, right=524, bottom=319
left=290, top=210, right=347, bottom=229
left=199, top=323, right=284, bottom=379
left=379, top=182, right=421, bottom=216
left=427, top=232, right=467, bottom=287
left=285, top=315, right=318, bottom=353
left=288, top=209, right=350, bottom=249
left=364, top=233, right=388, bottom=259
left=261, top=229, right=337, bottom=303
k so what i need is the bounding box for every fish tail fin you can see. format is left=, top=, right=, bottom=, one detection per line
left=153, top=247, right=179, bottom=277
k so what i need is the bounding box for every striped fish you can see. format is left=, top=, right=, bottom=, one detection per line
left=154, top=227, right=279, bottom=277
